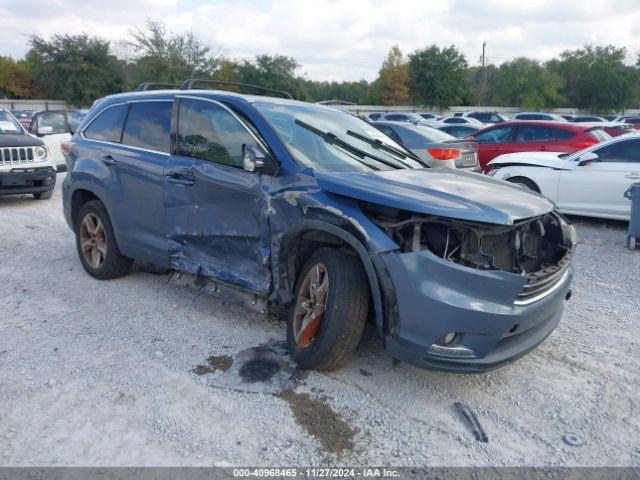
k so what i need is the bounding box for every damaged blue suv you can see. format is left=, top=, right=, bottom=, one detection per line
left=62, top=80, right=576, bottom=372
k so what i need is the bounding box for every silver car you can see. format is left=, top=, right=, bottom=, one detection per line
left=372, top=121, right=478, bottom=169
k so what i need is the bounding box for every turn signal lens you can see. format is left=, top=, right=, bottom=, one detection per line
left=427, top=148, right=460, bottom=160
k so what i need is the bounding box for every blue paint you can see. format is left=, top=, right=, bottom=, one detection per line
left=62, top=88, right=575, bottom=372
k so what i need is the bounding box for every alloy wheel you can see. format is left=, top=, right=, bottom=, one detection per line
left=79, top=213, right=107, bottom=269
left=293, top=263, right=329, bottom=348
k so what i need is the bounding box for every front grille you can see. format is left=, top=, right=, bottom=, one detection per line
left=1, top=147, right=35, bottom=165
left=515, top=249, right=572, bottom=306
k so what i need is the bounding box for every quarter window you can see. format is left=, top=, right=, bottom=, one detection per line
left=83, top=104, right=128, bottom=143
left=176, top=98, right=255, bottom=168
left=122, top=102, right=172, bottom=153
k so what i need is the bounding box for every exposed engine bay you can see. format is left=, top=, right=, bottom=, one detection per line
left=363, top=203, right=575, bottom=276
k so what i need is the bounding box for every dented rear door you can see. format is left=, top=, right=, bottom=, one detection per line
left=163, top=97, right=272, bottom=294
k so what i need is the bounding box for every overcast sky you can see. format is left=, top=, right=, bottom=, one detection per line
left=1, top=0, right=639, bottom=81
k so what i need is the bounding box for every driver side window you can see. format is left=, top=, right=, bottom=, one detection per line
left=176, top=99, right=256, bottom=168
left=593, top=139, right=640, bottom=163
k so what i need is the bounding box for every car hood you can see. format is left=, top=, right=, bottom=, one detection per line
left=488, top=151, right=571, bottom=170
left=315, top=168, right=554, bottom=225
left=0, top=133, right=43, bottom=148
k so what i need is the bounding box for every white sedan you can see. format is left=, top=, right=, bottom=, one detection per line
left=486, top=134, right=640, bottom=220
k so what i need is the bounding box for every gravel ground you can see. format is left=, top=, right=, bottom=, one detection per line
left=0, top=176, right=638, bottom=467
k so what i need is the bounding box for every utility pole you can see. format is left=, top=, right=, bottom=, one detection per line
left=478, top=41, right=487, bottom=106
left=481, top=41, right=486, bottom=69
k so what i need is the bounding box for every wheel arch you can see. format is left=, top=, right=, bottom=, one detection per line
left=275, top=220, right=385, bottom=335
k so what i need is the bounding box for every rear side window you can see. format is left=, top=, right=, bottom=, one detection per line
left=121, top=102, right=172, bottom=153
left=550, top=128, right=575, bottom=140
left=83, top=105, right=127, bottom=143
left=176, top=98, right=255, bottom=168
left=514, top=125, right=552, bottom=142
left=444, top=118, right=465, bottom=124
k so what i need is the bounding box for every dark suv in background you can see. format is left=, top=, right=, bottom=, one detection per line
left=61, top=80, right=576, bottom=372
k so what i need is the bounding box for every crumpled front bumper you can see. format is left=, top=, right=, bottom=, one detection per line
left=377, top=248, right=572, bottom=373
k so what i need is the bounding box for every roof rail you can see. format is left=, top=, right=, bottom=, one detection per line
left=133, top=82, right=180, bottom=91
left=179, top=79, right=294, bottom=100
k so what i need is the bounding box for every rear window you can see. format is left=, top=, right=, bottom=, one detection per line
left=84, top=105, right=128, bottom=143
left=585, top=128, right=611, bottom=142
left=393, top=124, right=453, bottom=147
left=516, top=114, right=546, bottom=120
left=122, top=102, right=172, bottom=153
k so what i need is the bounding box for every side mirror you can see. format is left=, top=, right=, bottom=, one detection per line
left=242, top=144, right=276, bottom=174
left=577, top=151, right=599, bottom=166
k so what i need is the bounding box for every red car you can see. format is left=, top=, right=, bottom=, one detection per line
left=469, top=121, right=610, bottom=172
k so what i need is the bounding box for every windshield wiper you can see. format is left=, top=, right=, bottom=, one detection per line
left=346, top=129, right=426, bottom=167
left=295, top=119, right=407, bottom=170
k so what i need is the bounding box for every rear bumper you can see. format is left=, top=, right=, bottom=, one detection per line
left=376, top=249, right=572, bottom=373
left=0, top=167, right=56, bottom=196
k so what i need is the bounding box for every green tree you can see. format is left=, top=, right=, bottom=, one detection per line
left=235, top=54, right=306, bottom=99
left=376, top=45, right=410, bottom=105
left=26, top=34, right=124, bottom=105
left=491, top=57, right=562, bottom=109
left=302, top=79, right=372, bottom=104
left=127, top=19, right=218, bottom=87
left=547, top=45, right=637, bottom=112
left=0, top=57, right=43, bottom=99
left=408, top=45, right=468, bottom=108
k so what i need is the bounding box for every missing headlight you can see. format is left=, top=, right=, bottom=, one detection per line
left=362, top=203, right=573, bottom=275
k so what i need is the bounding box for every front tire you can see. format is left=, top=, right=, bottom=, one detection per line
left=33, top=189, right=53, bottom=200
left=75, top=200, right=133, bottom=280
left=287, top=247, right=369, bottom=371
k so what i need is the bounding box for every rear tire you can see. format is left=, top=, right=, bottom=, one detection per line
left=287, top=247, right=369, bottom=371
left=75, top=200, right=133, bottom=280
left=506, top=177, right=540, bottom=193
left=33, top=189, right=53, bottom=200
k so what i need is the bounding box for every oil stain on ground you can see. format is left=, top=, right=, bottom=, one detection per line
left=279, top=390, right=357, bottom=456
left=193, top=355, right=233, bottom=375
left=206, top=340, right=297, bottom=394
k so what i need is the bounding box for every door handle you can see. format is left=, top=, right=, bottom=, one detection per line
left=165, top=170, right=195, bottom=186
left=540, top=146, right=547, bottom=151
left=101, top=154, right=116, bottom=166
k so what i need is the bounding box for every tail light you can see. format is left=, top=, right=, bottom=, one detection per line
left=61, top=141, right=77, bottom=155
left=571, top=138, right=597, bottom=150
left=428, top=148, right=460, bottom=160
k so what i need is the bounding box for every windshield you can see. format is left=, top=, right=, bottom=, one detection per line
left=254, top=102, right=423, bottom=172
left=0, top=111, right=24, bottom=135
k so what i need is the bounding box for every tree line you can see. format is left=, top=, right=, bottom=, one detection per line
left=1, top=19, right=639, bottom=113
